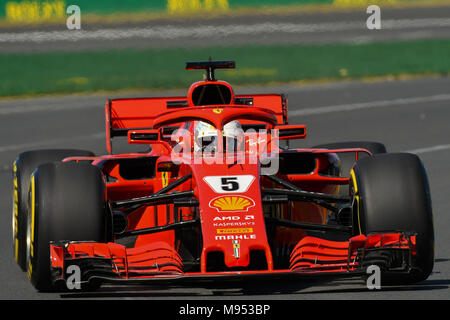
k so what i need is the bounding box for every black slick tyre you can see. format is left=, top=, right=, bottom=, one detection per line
left=27, top=162, right=108, bottom=291
left=12, top=149, right=94, bottom=271
left=350, top=153, right=434, bottom=284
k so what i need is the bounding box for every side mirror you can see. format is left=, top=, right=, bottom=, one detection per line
left=128, top=129, right=160, bottom=144
left=274, top=125, right=306, bottom=140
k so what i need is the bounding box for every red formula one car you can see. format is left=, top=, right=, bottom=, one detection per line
left=12, top=60, right=434, bottom=291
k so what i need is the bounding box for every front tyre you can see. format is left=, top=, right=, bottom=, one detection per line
left=12, top=149, right=94, bottom=271
left=351, top=153, right=434, bottom=284
left=27, top=162, right=109, bottom=291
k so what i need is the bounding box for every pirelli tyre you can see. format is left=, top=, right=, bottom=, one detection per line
left=26, top=162, right=109, bottom=291
left=350, top=153, right=434, bottom=284
left=12, top=149, right=94, bottom=271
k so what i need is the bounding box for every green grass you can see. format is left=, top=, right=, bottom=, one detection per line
left=1, top=39, right=450, bottom=97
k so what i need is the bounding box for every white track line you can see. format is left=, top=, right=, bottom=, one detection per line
left=405, top=144, right=450, bottom=155
left=289, top=93, right=450, bottom=117
left=0, top=102, right=100, bottom=115
left=0, top=132, right=105, bottom=153
left=2, top=92, right=449, bottom=116
left=1, top=18, right=449, bottom=42
left=2, top=131, right=447, bottom=155
left=1, top=93, right=449, bottom=153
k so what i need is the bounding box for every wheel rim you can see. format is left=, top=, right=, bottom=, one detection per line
left=26, top=173, right=36, bottom=280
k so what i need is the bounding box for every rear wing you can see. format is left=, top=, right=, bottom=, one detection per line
left=105, top=94, right=288, bottom=154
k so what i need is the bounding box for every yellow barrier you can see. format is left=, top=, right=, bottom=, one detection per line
left=1, top=0, right=449, bottom=25
left=167, top=0, right=229, bottom=14
left=5, top=0, right=66, bottom=23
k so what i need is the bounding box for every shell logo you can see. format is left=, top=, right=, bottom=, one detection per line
left=209, top=195, right=255, bottom=212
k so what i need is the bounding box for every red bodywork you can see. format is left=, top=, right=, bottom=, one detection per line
left=50, top=76, right=415, bottom=286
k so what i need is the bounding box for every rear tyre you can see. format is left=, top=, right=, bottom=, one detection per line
left=351, top=153, right=434, bottom=284
left=27, top=162, right=109, bottom=291
left=12, top=149, right=94, bottom=271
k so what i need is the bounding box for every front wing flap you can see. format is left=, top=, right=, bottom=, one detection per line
left=50, top=233, right=416, bottom=287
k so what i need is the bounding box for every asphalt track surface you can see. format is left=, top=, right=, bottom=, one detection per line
left=0, top=75, right=449, bottom=300
left=0, top=5, right=450, bottom=53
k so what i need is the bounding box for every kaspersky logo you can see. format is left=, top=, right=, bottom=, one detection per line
left=209, top=195, right=255, bottom=213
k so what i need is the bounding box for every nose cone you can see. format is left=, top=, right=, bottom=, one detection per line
left=190, top=161, right=273, bottom=272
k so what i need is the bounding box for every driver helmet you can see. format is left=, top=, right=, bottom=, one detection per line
left=194, top=120, right=243, bottom=154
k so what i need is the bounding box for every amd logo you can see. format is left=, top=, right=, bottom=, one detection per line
left=213, top=215, right=255, bottom=221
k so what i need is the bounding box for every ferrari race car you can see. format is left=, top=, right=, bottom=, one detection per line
left=12, top=60, right=434, bottom=291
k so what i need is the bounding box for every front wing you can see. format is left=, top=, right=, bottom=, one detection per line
left=50, top=233, right=416, bottom=287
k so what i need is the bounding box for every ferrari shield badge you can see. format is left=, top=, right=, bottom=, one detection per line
left=232, top=240, right=240, bottom=259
